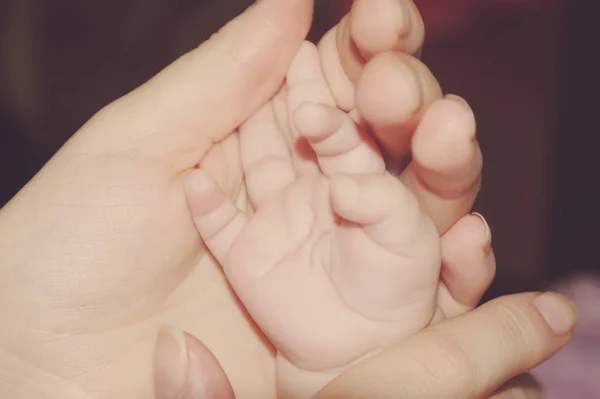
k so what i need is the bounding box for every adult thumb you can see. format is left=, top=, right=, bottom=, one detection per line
left=154, top=326, right=235, bottom=399
left=316, top=292, right=577, bottom=399
left=76, top=0, right=313, bottom=167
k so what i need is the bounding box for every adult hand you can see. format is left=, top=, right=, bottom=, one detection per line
left=0, top=1, right=558, bottom=399
left=156, top=292, right=576, bottom=398
left=316, top=292, right=575, bottom=398
left=151, top=1, right=574, bottom=398
left=0, top=0, right=313, bottom=397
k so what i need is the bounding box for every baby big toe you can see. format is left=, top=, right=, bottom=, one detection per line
left=293, top=102, right=384, bottom=177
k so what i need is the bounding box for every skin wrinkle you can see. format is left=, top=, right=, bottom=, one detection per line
left=0, top=1, right=314, bottom=398
left=330, top=237, right=436, bottom=326
left=186, top=6, right=488, bottom=389
left=22, top=275, right=223, bottom=389
left=4, top=0, right=556, bottom=396
left=17, top=201, right=193, bottom=334
left=0, top=342, right=92, bottom=397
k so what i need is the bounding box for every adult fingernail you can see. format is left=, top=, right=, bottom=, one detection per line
left=445, top=94, right=468, bottom=106
left=471, top=212, right=492, bottom=253
left=534, top=293, right=578, bottom=335
left=155, top=325, right=188, bottom=399
left=395, top=0, right=412, bottom=37
left=445, top=94, right=474, bottom=118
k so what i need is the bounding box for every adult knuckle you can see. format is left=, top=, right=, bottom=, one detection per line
left=493, top=301, right=538, bottom=357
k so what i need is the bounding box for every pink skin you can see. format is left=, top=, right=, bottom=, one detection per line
left=155, top=1, right=578, bottom=397
left=188, top=0, right=495, bottom=397
left=186, top=40, right=494, bottom=398
left=328, top=0, right=558, bottom=39
left=0, top=1, right=509, bottom=398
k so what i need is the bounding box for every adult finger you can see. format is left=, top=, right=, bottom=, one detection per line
left=154, top=326, right=235, bottom=399
left=73, top=0, right=313, bottom=170
left=400, top=96, right=482, bottom=233
left=318, top=0, right=424, bottom=110
left=437, top=213, right=495, bottom=318
left=491, top=374, right=542, bottom=399
left=315, top=293, right=577, bottom=398
left=354, top=52, right=442, bottom=160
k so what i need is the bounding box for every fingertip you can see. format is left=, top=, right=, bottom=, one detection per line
left=412, top=98, right=478, bottom=175
left=533, top=293, right=578, bottom=336
left=444, top=212, right=492, bottom=255
left=399, top=97, right=481, bottom=232
left=440, top=213, right=496, bottom=310
left=445, top=94, right=471, bottom=110
left=356, top=52, right=423, bottom=129
left=410, top=98, right=481, bottom=200
left=470, top=212, right=492, bottom=254
left=183, top=332, right=236, bottom=399
left=350, top=0, right=409, bottom=59
left=350, top=0, right=424, bottom=58
left=155, top=325, right=188, bottom=399
left=319, top=0, right=425, bottom=111
left=424, top=293, right=577, bottom=397
left=483, top=293, right=577, bottom=341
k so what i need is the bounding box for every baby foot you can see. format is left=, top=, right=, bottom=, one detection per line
left=186, top=38, right=495, bottom=397
left=284, top=35, right=493, bottom=319
left=187, top=43, right=441, bottom=368
left=317, top=0, right=493, bottom=319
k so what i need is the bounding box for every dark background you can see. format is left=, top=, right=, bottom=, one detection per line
left=1, top=0, right=598, bottom=297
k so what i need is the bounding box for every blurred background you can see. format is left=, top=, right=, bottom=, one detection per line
left=1, top=0, right=599, bottom=395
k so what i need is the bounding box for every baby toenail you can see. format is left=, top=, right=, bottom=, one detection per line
left=471, top=212, right=491, bottom=253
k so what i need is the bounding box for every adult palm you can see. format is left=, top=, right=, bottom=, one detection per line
left=0, top=1, right=312, bottom=398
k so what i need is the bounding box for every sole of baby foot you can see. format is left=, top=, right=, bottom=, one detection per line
left=329, top=172, right=441, bottom=322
